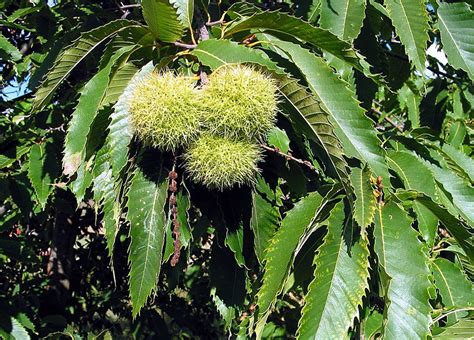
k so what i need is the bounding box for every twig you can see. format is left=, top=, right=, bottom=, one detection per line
left=371, top=106, right=404, bottom=132
left=195, top=8, right=210, bottom=84
left=174, top=41, right=198, bottom=49
left=260, top=144, right=318, bottom=174
left=206, top=20, right=224, bottom=26
left=119, top=3, right=140, bottom=9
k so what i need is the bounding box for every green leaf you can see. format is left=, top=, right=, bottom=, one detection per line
left=225, top=223, right=245, bottom=268
left=256, top=192, right=324, bottom=318
left=436, top=143, right=474, bottom=184
left=190, top=39, right=285, bottom=74
left=432, top=258, right=474, bottom=323
left=438, top=2, right=474, bottom=80
left=92, top=146, right=120, bottom=256
left=0, top=33, right=22, bottom=61
left=433, top=318, right=474, bottom=339
left=267, top=127, right=290, bottom=154
left=210, top=287, right=236, bottom=331
left=399, top=192, right=474, bottom=263
left=224, top=11, right=358, bottom=66
left=398, top=84, right=421, bottom=128
left=307, top=0, right=321, bottom=22
left=170, top=0, right=194, bottom=30
left=363, top=310, right=383, bottom=339
left=107, top=62, right=153, bottom=177
left=297, top=202, right=370, bottom=339
left=28, top=143, right=58, bottom=209
left=319, top=0, right=366, bottom=41
left=273, top=40, right=389, bottom=180
left=127, top=160, right=169, bottom=317
left=447, top=121, right=466, bottom=148
left=70, top=161, right=93, bottom=204
left=387, top=150, right=439, bottom=244
left=385, top=0, right=429, bottom=72
left=429, top=162, right=474, bottom=227
left=250, top=175, right=281, bottom=263
left=374, top=202, right=432, bottom=339
left=9, top=317, right=30, bottom=340
left=141, top=0, right=184, bottom=42
left=102, top=62, right=139, bottom=108
left=0, top=144, right=30, bottom=169
left=277, top=76, right=351, bottom=195
left=63, top=45, right=135, bottom=176
left=350, top=167, right=376, bottom=230
left=32, top=19, right=139, bottom=112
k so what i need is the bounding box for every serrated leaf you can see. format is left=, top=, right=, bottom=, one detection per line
left=63, top=45, right=135, bottom=176
left=256, top=192, right=324, bottom=318
left=399, top=192, right=474, bottom=263
left=70, top=161, right=93, bottom=203
left=374, top=202, right=432, bottom=339
left=250, top=175, right=281, bottom=263
left=432, top=258, right=474, bottom=323
left=92, top=146, right=120, bottom=256
left=9, top=317, right=30, bottom=340
left=436, top=143, right=474, bottom=184
left=107, top=62, right=153, bottom=177
left=127, top=160, right=168, bottom=317
left=28, top=143, right=58, bottom=209
left=438, top=2, right=474, bottom=80
left=447, top=120, right=466, bottom=148
left=0, top=33, right=22, bottom=61
left=385, top=0, right=429, bottom=72
left=428, top=162, right=474, bottom=227
left=32, top=19, right=139, bottom=112
left=297, top=202, right=370, bottom=339
left=319, top=0, right=366, bottom=41
left=350, top=167, right=376, bottom=230
left=102, top=62, right=139, bottom=109
left=307, top=0, right=321, bottom=22
left=170, top=0, right=194, bottom=30
left=210, top=287, right=236, bottom=331
left=190, top=39, right=286, bottom=74
left=0, top=144, right=30, bottom=169
left=398, top=84, right=421, bottom=128
left=99, top=26, right=152, bottom=70
left=225, top=222, right=245, bottom=268
left=277, top=76, right=351, bottom=195
left=273, top=40, right=389, bottom=180
left=142, top=0, right=184, bottom=42
left=267, top=127, right=290, bottom=154
left=224, top=11, right=358, bottom=66
left=433, top=318, right=474, bottom=339
left=387, top=150, right=439, bottom=244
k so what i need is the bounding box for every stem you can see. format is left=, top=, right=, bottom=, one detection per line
left=260, top=144, right=318, bottom=174
left=371, top=106, right=404, bottom=132
left=174, top=41, right=198, bottom=49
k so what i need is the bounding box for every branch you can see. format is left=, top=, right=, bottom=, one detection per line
left=260, top=144, right=318, bottom=174
left=119, top=3, right=140, bottom=9
left=174, top=41, right=198, bottom=49
left=370, top=106, right=404, bottom=132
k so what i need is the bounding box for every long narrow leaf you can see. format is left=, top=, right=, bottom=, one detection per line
left=297, top=202, right=370, bottom=339
left=272, top=40, right=389, bottom=180
left=32, top=19, right=139, bottom=112
left=374, top=202, right=432, bottom=338
left=127, top=160, right=169, bottom=317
